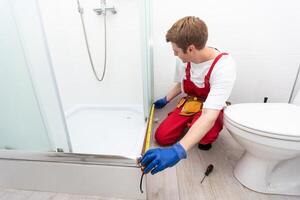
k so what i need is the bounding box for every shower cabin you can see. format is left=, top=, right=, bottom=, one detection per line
left=0, top=0, right=153, bottom=199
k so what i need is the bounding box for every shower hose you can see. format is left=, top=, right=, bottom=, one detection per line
left=77, top=0, right=107, bottom=82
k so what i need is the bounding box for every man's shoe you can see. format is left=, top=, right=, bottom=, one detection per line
left=198, top=143, right=212, bottom=151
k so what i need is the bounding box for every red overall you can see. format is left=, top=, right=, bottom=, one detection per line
left=155, top=53, right=228, bottom=146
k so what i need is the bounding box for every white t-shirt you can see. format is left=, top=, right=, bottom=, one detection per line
left=174, top=54, right=236, bottom=110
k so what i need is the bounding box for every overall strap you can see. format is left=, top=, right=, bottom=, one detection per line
left=205, top=52, right=228, bottom=81
left=186, top=62, right=191, bottom=80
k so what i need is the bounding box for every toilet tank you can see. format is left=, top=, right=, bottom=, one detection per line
left=292, top=89, right=300, bottom=106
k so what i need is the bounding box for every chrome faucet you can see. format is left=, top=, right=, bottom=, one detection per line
left=93, top=0, right=117, bottom=15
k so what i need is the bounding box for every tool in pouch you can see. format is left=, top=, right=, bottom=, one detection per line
left=137, top=104, right=155, bottom=193
left=177, top=96, right=204, bottom=116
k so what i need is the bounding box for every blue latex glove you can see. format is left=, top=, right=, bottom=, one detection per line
left=140, top=143, right=187, bottom=175
left=154, top=96, right=168, bottom=109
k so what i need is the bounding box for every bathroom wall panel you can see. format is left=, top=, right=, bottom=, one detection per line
left=38, top=0, right=144, bottom=111
left=152, top=0, right=300, bottom=104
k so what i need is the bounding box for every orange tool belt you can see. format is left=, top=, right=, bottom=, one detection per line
left=177, top=96, right=204, bottom=116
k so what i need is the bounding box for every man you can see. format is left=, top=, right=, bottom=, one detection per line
left=141, top=16, right=236, bottom=175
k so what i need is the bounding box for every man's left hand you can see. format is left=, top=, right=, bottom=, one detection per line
left=140, top=143, right=187, bottom=175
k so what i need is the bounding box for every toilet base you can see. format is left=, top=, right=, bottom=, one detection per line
left=234, top=151, right=300, bottom=196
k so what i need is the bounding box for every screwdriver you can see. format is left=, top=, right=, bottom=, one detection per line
left=201, top=164, right=214, bottom=183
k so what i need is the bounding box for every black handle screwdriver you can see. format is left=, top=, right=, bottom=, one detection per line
left=201, top=164, right=214, bottom=183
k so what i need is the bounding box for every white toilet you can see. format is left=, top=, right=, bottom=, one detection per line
left=224, top=91, right=300, bottom=196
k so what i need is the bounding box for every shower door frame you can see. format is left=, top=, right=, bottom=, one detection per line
left=140, top=0, right=154, bottom=120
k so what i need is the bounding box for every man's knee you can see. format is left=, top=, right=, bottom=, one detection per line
left=154, top=126, right=175, bottom=146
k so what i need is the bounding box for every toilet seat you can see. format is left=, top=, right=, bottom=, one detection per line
left=224, top=103, right=300, bottom=141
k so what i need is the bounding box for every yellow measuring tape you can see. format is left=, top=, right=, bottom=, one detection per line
left=139, top=104, right=155, bottom=193
left=143, top=104, right=155, bottom=153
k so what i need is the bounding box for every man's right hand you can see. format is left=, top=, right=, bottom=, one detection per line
left=154, top=96, right=168, bottom=109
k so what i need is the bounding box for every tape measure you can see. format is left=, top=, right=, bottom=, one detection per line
left=139, top=104, right=155, bottom=193
left=143, top=104, right=155, bottom=153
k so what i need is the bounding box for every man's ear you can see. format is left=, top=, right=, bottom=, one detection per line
left=187, top=45, right=195, bottom=53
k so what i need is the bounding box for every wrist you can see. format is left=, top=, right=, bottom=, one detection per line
left=173, top=142, right=187, bottom=159
left=164, top=96, right=169, bottom=103
left=165, top=96, right=171, bottom=103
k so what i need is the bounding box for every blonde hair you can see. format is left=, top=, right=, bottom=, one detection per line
left=166, top=16, right=208, bottom=53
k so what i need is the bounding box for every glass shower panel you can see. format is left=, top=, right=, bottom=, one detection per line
left=140, top=0, right=154, bottom=119
left=0, top=0, right=53, bottom=151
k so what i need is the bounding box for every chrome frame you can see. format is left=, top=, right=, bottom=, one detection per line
left=0, top=149, right=138, bottom=167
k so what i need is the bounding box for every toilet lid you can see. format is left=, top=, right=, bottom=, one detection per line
left=224, top=103, right=300, bottom=140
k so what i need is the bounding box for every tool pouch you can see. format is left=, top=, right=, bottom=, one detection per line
left=177, top=96, right=203, bottom=116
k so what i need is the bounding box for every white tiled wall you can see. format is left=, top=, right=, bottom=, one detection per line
left=38, top=0, right=144, bottom=111
left=152, top=0, right=300, bottom=104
